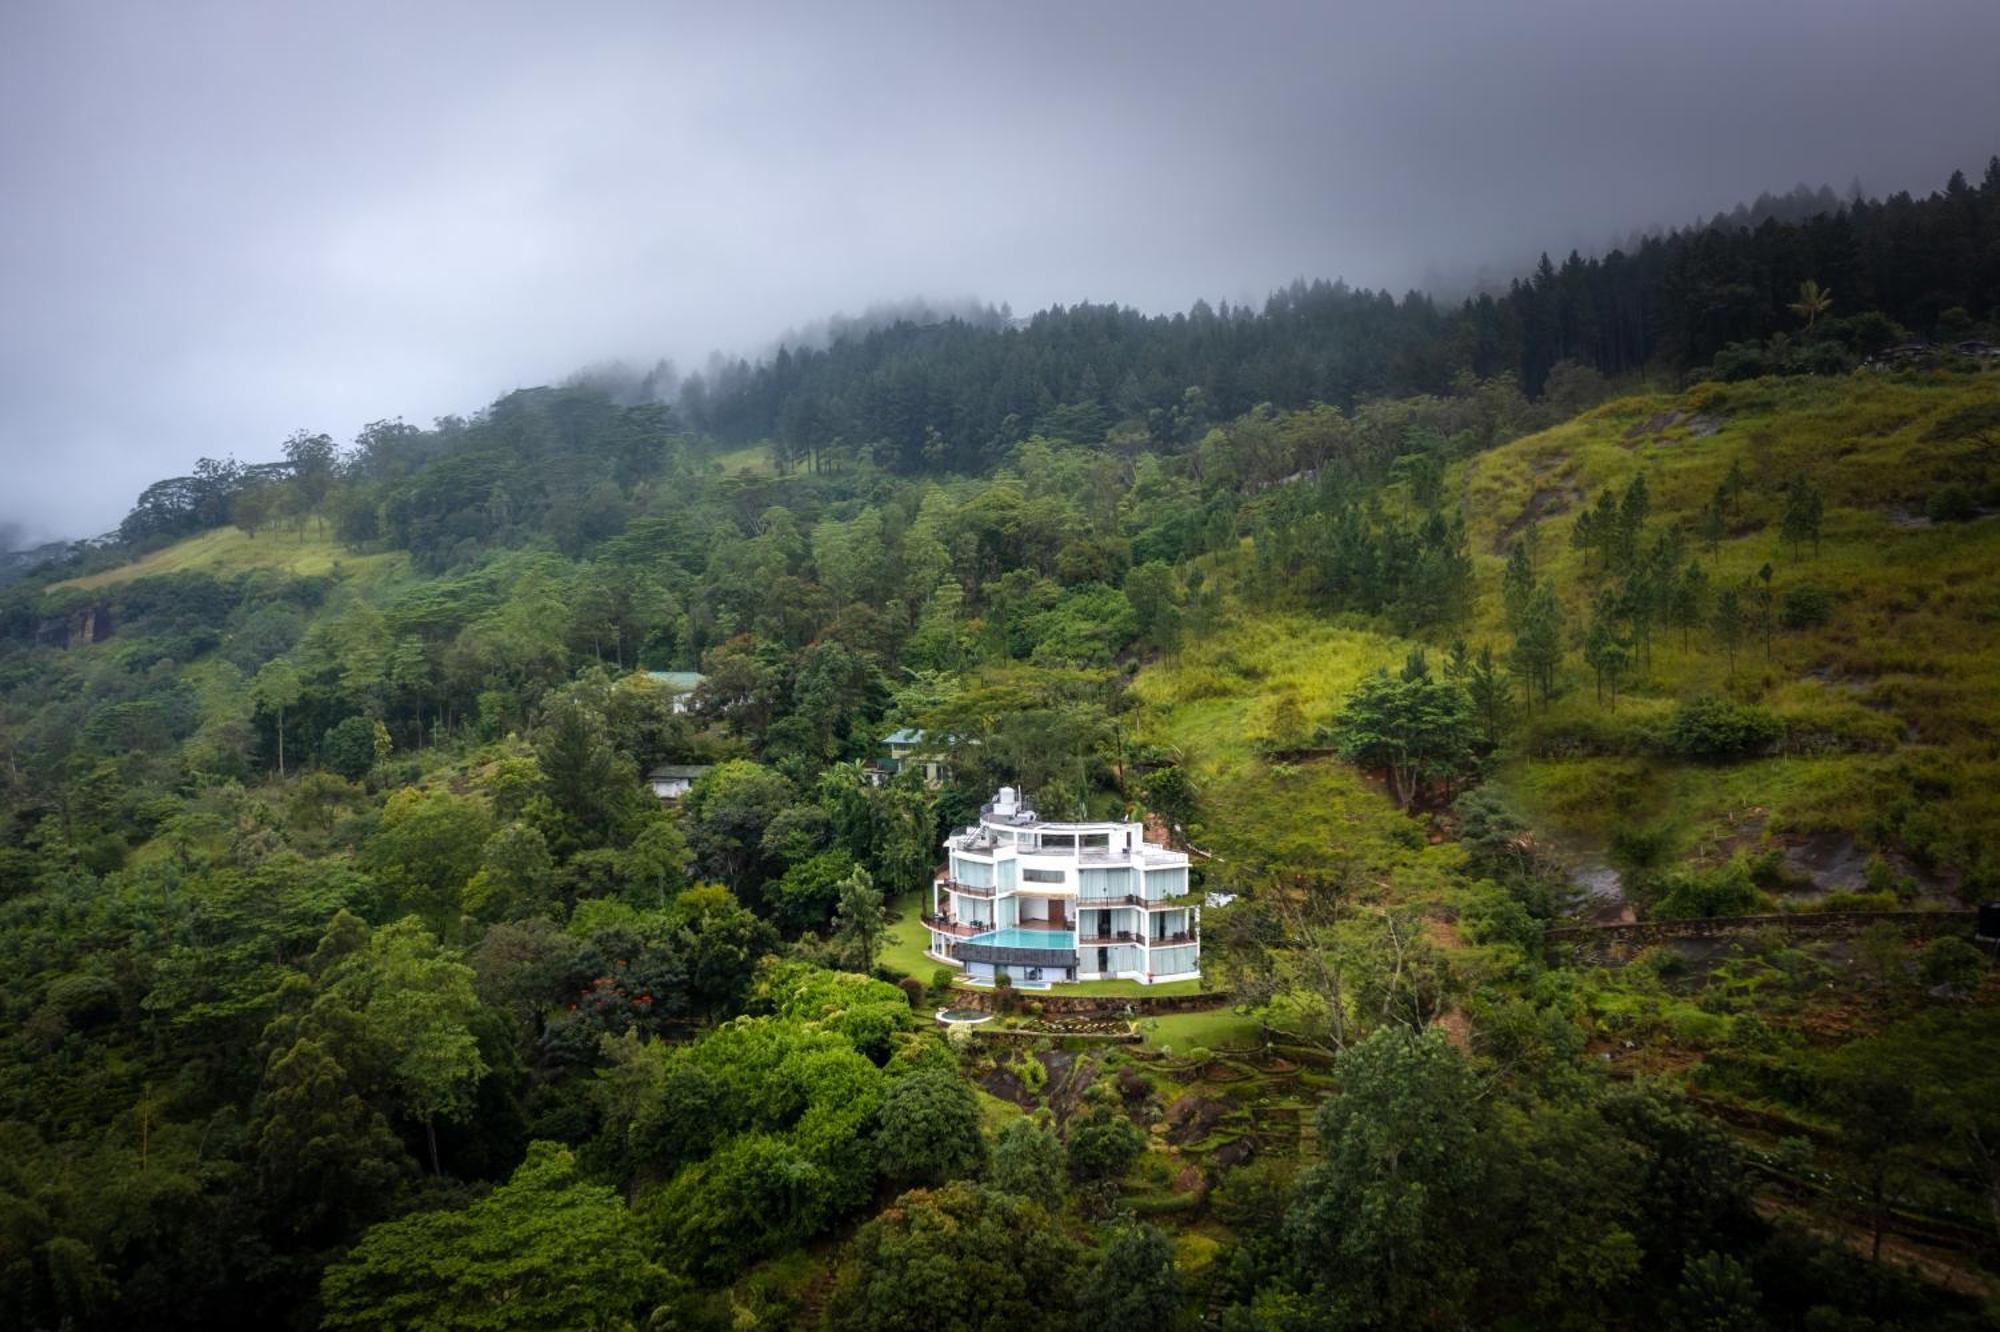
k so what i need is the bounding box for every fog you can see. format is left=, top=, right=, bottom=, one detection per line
left=4, top=0, right=1998, bottom=542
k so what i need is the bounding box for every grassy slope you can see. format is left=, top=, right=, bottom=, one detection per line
left=53, top=525, right=405, bottom=591
left=1464, top=370, right=2000, bottom=876
left=1136, top=368, right=2000, bottom=893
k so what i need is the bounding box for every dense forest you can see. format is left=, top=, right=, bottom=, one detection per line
left=1, top=163, right=1999, bottom=1330
left=673, top=161, right=2000, bottom=473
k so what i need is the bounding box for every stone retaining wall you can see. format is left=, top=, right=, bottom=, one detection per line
left=945, top=986, right=1231, bottom=1016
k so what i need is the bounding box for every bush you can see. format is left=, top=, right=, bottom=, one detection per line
left=1779, top=584, right=1832, bottom=630
left=1926, top=485, right=1980, bottom=523
left=930, top=966, right=958, bottom=1001
left=1919, top=937, right=1985, bottom=994
left=1649, top=863, right=1761, bottom=919
left=896, top=976, right=927, bottom=1010
left=1664, top=696, right=1779, bottom=759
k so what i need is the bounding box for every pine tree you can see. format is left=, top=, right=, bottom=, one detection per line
left=1712, top=585, right=1746, bottom=680
left=1782, top=472, right=1824, bottom=557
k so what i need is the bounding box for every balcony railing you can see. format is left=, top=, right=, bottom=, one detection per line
left=1084, top=930, right=1142, bottom=943
left=1076, top=892, right=1201, bottom=909
left=1148, top=931, right=1199, bottom=946
left=921, top=914, right=987, bottom=937
left=938, top=878, right=997, bottom=898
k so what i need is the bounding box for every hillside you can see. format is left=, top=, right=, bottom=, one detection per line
left=4, top=336, right=1999, bottom=1326
left=1134, top=369, right=2000, bottom=911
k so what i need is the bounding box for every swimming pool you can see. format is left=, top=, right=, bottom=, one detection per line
left=967, top=926, right=1077, bottom=950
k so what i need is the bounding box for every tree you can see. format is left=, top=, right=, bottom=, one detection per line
left=826, top=1183, right=1082, bottom=1331
left=368, top=787, right=493, bottom=930
left=682, top=760, right=794, bottom=894
left=833, top=864, right=888, bottom=972
left=1087, top=1224, right=1183, bottom=1329
left=1500, top=541, right=1534, bottom=633
left=1509, top=581, right=1564, bottom=706
left=321, top=715, right=381, bottom=781
left=989, top=1116, right=1067, bottom=1210
left=1753, top=563, right=1775, bottom=659
left=1788, top=278, right=1833, bottom=331
left=1670, top=561, right=1709, bottom=651
left=1331, top=666, right=1479, bottom=809
left=1583, top=604, right=1632, bottom=708
left=875, top=1066, right=985, bottom=1187
left=464, top=822, right=556, bottom=922
left=1284, top=1029, right=1491, bottom=1328
left=534, top=695, right=637, bottom=848
left=1067, top=1096, right=1145, bottom=1184
left=1711, top=585, right=1746, bottom=679
left=250, top=657, right=302, bottom=777
left=1462, top=645, right=1513, bottom=748
left=320, top=1142, right=664, bottom=1332
left=1830, top=1062, right=1924, bottom=1265
left=340, top=917, right=489, bottom=1175
left=1667, top=1251, right=1763, bottom=1332
left=252, top=1035, right=415, bottom=1246
left=1781, top=472, right=1824, bottom=557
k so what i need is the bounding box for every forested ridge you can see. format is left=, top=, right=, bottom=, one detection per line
left=1, top=163, right=1999, bottom=1330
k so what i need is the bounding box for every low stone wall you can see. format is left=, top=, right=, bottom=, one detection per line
left=945, top=986, right=1232, bottom=1016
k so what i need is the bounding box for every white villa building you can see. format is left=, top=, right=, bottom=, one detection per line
left=924, top=787, right=1199, bottom=986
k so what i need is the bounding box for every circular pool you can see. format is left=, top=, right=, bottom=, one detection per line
left=936, top=1008, right=994, bottom=1025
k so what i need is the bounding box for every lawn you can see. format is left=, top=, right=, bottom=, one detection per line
left=53, top=525, right=403, bottom=591
left=1137, top=1008, right=1264, bottom=1052
left=877, top=891, right=943, bottom=981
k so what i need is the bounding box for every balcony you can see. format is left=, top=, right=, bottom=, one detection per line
left=938, top=878, right=997, bottom=899
left=1076, top=892, right=1202, bottom=910
left=1083, top=929, right=1142, bottom=943
left=1147, top=930, right=1199, bottom=946
left=922, top=913, right=987, bottom=938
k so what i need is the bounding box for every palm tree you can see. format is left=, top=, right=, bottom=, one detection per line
left=1789, top=279, right=1833, bottom=331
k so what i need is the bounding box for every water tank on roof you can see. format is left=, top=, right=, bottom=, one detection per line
left=1979, top=901, right=2000, bottom=942
left=993, top=786, right=1017, bottom=815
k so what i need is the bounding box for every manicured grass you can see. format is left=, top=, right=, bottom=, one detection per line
left=1055, top=976, right=1208, bottom=998
left=1137, top=1008, right=1264, bottom=1052
left=876, top=891, right=944, bottom=982
left=53, top=525, right=403, bottom=591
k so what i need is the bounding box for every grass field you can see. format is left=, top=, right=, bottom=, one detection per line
left=53, top=525, right=404, bottom=591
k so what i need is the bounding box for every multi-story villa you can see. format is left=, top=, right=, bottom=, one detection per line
left=924, top=787, right=1199, bottom=986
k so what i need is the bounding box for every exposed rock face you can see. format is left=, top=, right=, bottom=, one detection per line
left=40, top=605, right=113, bottom=647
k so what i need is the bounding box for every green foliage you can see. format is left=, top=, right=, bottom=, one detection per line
left=989, top=1115, right=1067, bottom=1210
left=1331, top=664, right=1479, bottom=809
left=1664, top=696, right=1779, bottom=760
left=826, top=1183, right=1082, bottom=1330
left=321, top=714, right=384, bottom=781
left=1087, top=1224, right=1185, bottom=1329
left=1066, top=1096, right=1145, bottom=1184
left=321, top=1142, right=664, bottom=1331
left=875, top=1066, right=985, bottom=1187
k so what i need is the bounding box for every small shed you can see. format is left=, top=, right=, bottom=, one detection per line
left=646, top=763, right=712, bottom=801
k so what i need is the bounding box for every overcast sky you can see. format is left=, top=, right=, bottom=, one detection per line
left=4, top=0, right=1998, bottom=542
